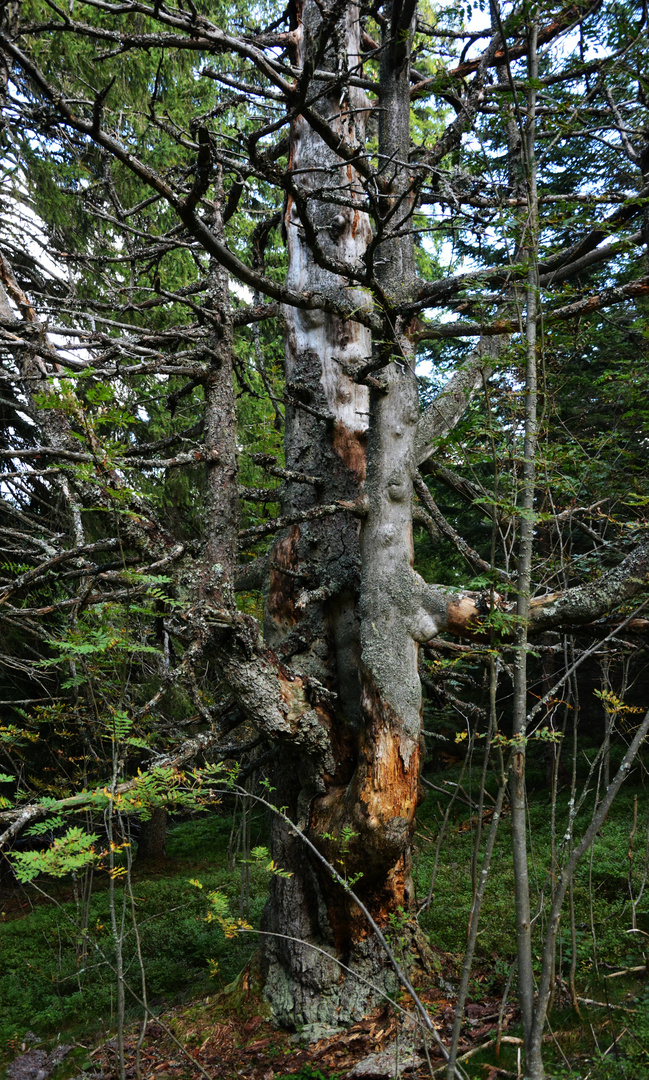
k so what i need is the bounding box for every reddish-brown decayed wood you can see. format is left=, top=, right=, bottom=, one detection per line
left=333, top=419, right=367, bottom=481
left=446, top=593, right=482, bottom=636
left=267, top=524, right=300, bottom=627
left=359, top=722, right=419, bottom=832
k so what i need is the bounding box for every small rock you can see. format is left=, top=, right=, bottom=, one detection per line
left=294, top=1022, right=343, bottom=1044
left=345, top=1042, right=423, bottom=1078
left=7, top=1050, right=49, bottom=1080
left=47, top=1046, right=73, bottom=1070
left=7, top=1045, right=73, bottom=1080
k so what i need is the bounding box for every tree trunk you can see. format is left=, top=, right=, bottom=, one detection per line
left=260, top=0, right=425, bottom=1030
left=510, top=20, right=541, bottom=1073
left=136, top=807, right=168, bottom=864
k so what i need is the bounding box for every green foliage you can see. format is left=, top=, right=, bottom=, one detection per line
left=11, top=827, right=100, bottom=883
left=415, top=770, right=649, bottom=982
left=1, top=5, right=649, bottom=1078
left=247, top=844, right=293, bottom=878
left=6, top=762, right=234, bottom=887
left=0, top=816, right=268, bottom=1045
left=25, top=815, right=66, bottom=837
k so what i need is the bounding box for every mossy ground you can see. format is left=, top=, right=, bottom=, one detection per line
left=0, top=811, right=269, bottom=1059
left=1, top=772, right=649, bottom=1078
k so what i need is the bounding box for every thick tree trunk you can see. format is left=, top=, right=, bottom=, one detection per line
left=261, top=0, right=373, bottom=1028
left=261, top=0, right=431, bottom=1031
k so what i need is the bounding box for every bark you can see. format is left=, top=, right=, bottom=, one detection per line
left=260, top=0, right=380, bottom=1029
left=0, top=252, right=179, bottom=561
left=527, top=705, right=649, bottom=1077
left=136, top=807, right=168, bottom=863
left=188, top=212, right=337, bottom=769
left=349, top=0, right=423, bottom=920
left=415, top=335, right=504, bottom=466
left=510, top=22, right=540, bottom=1061
left=526, top=541, right=649, bottom=633
left=5, top=0, right=649, bottom=1050
left=414, top=537, right=649, bottom=642
left=198, top=236, right=239, bottom=609
left=260, top=0, right=432, bottom=1029
left=258, top=0, right=649, bottom=1028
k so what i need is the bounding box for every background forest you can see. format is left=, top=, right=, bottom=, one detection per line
left=1, top=0, right=649, bottom=1078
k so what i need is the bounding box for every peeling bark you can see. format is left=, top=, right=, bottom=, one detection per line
left=259, top=0, right=431, bottom=1027
left=263, top=0, right=436, bottom=1029
left=4, top=0, right=648, bottom=1054
left=190, top=215, right=336, bottom=769
left=260, top=0, right=380, bottom=1027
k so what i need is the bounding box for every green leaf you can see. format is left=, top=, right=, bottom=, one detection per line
left=11, top=827, right=99, bottom=882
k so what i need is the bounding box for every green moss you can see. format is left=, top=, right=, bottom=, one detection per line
left=0, top=815, right=270, bottom=1050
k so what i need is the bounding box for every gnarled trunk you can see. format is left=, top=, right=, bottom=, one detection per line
left=261, top=0, right=425, bottom=1031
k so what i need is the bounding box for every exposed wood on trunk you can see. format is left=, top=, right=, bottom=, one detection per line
left=416, top=536, right=649, bottom=640
left=289, top=0, right=431, bottom=1017
left=261, top=0, right=382, bottom=1028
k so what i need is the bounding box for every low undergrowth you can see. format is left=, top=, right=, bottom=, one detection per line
left=0, top=812, right=268, bottom=1055
left=1, top=775, right=648, bottom=1078
left=414, top=764, right=649, bottom=1078
left=415, top=773, right=649, bottom=991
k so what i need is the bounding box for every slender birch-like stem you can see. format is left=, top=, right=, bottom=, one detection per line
left=510, top=12, right=540, bottom=1067
left=107, top=755, right=126, bottom=1080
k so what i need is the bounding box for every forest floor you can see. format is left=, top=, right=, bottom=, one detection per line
left=4, top=953, right=644, bottom=1080
left=2, top=772, right=649, bottom=1079
left=3, top=954, right=525, bottom=1080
